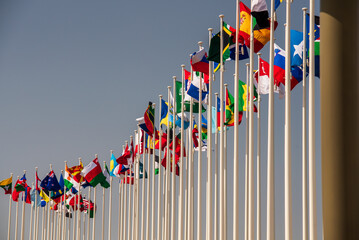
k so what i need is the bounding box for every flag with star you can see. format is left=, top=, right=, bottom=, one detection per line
left=290, top=30, right=305, bottom=67
left=0, top=176, right=12, bottom=195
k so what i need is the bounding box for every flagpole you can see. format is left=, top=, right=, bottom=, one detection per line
left=178, top=65, right=185, bottom=240
left=120, top=169, right=124, bottom=240
left=72, top=188, right=76, bottom=240
left=41, top=192, right=45, bottom=240
left=218, top=14, right=225, bottom=240
left=7, top=173, right=13, bottom=240
left=47, top=169, right=51, bottom=240
left=196, top=42, right=203, bottom=240
left=248, top=0, right=255, bottom=237
left=214, top=92, right=219, bottom=240
left=223, top=83, right=228, bottom=240
left=233, top=1, right=240, bottom=239
left=145, top=141, right=150, bottom=240
left=123, top=168, right=128, bottom=240
left=308, top=0, right=317, bottom=238
left=157, top=95, right=163, bottom=240
left=61, top=170, right=66, bottom=240
left=35, top=168, right=40, bottom=240
left=187, top=73, right=194, bottom=240
left=257, top=52, right=262, bottom=240
left=131, top=137, right=136, bottom=240
left=21, top=170, right=26, bottom=240
left=184, top=119, right=189, bottom=240
left=164, top=85, right=171, bottom=240
left=267, top=0, right=276, bottom=239
left=170, top=76, right=177, bottom=240
left=302, top=7, right=308, bottom=240
left=77, top=158, right=82, bottom=240
left=206, top=28, right=213, bottom=240
left=101, top=160, right=106, bottom=240
left=92, top=155, right=98, bottom=240
left=29, top=182, right=34, bottom=240
left=108, top=151, right=113, bottom=240
left=135, top=129, right=140, bottom=240
left=87, top=187, right=91, bottom=240
left=126, top=142, right=133, bottom=240
left=151, top=109, right=157, bottom=240
left=284, top=0, right=293, bottom=237
left=140, top=149, right=146, bottom=240
left=245, top=63, right=249, bottom=240
left=118, top=161, right=122, bottom=240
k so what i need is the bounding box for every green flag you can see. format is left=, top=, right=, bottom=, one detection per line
left=174, top=81, right=205, bottom=113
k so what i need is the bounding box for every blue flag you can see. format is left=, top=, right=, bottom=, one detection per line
left=290, top=30, right=305, bottom=67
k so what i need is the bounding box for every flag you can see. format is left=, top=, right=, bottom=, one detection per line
left=138, top=161, right=148, bottom=179
left=173, top=79, right=205, bottom=114
left=30, top=188, right=43, bottom=207
left=185, top=72, right=209, bottom=104
left=251, top=0, right=269, bottom=29
left=201, top=115, right=208, bottom=139
left=137, top=117, right=151, bottom=135
left=190, top=48, right=209, bottom=75
left=291, top=30, right=305, bottom=67
left=192, top=120, right=207, bottom=151
left=0, top=176, right=12, bottom=195
left=225, top=88, right=244, bottom=126
left=175, top=112, right=190, bottom=130
left=64, top=165, right=74, bottom=191
left=39, top=189, right=50, bottom=203
left=275, top=0, right=283, bottom=10
left=160, top=99, right=170, bottom=127
left=144, top=102, right=155, bottom=136
left=116, top=144, right=130, bottom=165
left=35, top=171, right=41, bottom=191
left=65, top=163, right=84, bottom=190
left=82, top=158, right=106, bottom=187
left=46, top=171, right=62, bottom=192
left=100, top=163, right=110, bottom=188
left=239, top=1, right=278, bottom=53
left=306, top=14, right=320, bottom=77
left=83, top=197, right=95, bottom=218
left=160, top=149, right=180, bottom=176
left=155, top=132, right=168, bottom=151
left=274, top=44, right=302, bottom=90
left=59, top=173, right=64, bottom=192
left=24, top=185, right=32, bottom=204
left=109, top=152, right=118, bottom=177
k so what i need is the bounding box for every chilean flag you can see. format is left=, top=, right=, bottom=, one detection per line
left=273, top=44, right=301, bottom=91
left=190, top=48, right=209, bottom=76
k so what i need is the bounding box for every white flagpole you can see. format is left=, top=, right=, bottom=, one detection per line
left=302, top=7, right=308, bottom=240
left=21, top=170, right=26, bottom=240
left=245, top=63, right=250, bottom=240
left=257, top=52, right=262, bottom=240
left=120, top=170, right=124, bottom=240
left=308, top=0, right=317, bottom=239
left=140, top=149, right=146, bottom=240
left=135, top=129, right=140, bottom=240
left=206, top=28, right=213, bottom=240
left=61, top=170, right=65, bottom=240
left=72, top=190, right=76, bottom=240
left=131, top=137, right=136, bottom=240
left=218, top=14, right=225, bottom=240
left=284, top=0, right=293, bottom=238
left=118, top=159, right=122, bottom=240
left=171, top=77, right=177, bottom=240
left=151, top=113, right=156, bottom=240
left=145, top=142, right=150, bottom=240
left=77, top=159, right=82, bottom=240
left=101, top=160, right=106, bottom=240
left=164, top=86, right=171, bottom=240
left=51, top=207, right=55, bottom=240
left=29, top=182, right=35, bottom=240
left=68, top=209, right=72, bottom=240
left=196, top=42, right=203, bottom=240
left=87, top=188, right=91, bottom=240
left=92, top=155, right=98, bottom=240
left=157, top=95, right=163, bottom=240
left=41, top=197, right=46, bottom=240
left=178, top=65, right=185, bottom=240
left=267, top=1, right=276, bottom=239
left=47, top=171, right=51, bottom=240
left=233, top=1, right=240, bottom=239
left=214, top=92, right=219, bottom=240
left=108, top=151, right=114, bottom=240
left=248, top=1, right=255, bottom=238
left=126, top=142, right=133, bottom=240
left=184, top=121, right=189, bottom=240
left=223, top=83, right=228, bottom=240
left=35, top=171, right=40, bottom=240
left=123, top=169, right=128, bottom=240
left=82, top=210, right=86, bottom=240
left=187, top=75, right=194, bottom=240
left=7, top=173, right=13, bottom=240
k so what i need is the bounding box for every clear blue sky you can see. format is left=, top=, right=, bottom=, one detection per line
left=0, top=0, right=321, bottom=239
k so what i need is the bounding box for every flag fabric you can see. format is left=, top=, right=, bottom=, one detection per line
left=173, top=78, right=205, bottom=114
left=0, top=176, right=12, bottom=195
left=109, top=153, right=118, bottom=177
left=39, top=189, right=50, bottom=203
left=185, top=72, right=209, bottom=104
left=138, top=161, right=148, bottom=179
left=135, top=129, right=145, bottom=156
left=160, top=99, right=170, bottom=127
left=290, top=30, right=305, bottom=67
left=46, top=171, right=62, bottom=192
left=306, top=14, right=320, bottom=77
left=12, top=179, right=23, bottom=202
left=35, top=171, right=41, bottom=191
left=175, top=112, right=190, bottom=130
left=201, top=115, right=208, bottom=139
left=192, top=120, right=207, bottom=151
left=251, top=0, right=269, bottom=29
left=190, top=48, right=209, bottom=75
left=137, top=117, right=151, bottom=135
left=30, top=188, right=44, bottom=207
left=155, top=132, right=168, bottom=151
left=64, top=165, right=74, bottom=191
left=144, top=102, right=155, bottom=136
left=274, top=44, right=302, bottom=90
left=24, top=185, right=32, bottom=204
left=65, top=163, right=84, bottom=190
left=275, top=0, right=283, bottom=10
left=100, top=163, right=111, bottom=188
left=239, top=1, right=277, bottom=53
left=116, top=144, right=130, bottom=165
left=160, top=149, right=180, bottom=176
left=82, top=158, right=106, bottom=187
left=83, top=197, right=95, bottom=218
left=225, top=88, right=244, bottom=126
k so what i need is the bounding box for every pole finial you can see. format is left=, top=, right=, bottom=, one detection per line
left=219, top=14, right=224, bottom=19
left=168, top=86, right=171, bottom=89
left=172, top=76, right=177, bottom=80
left=208, top=28, right=213, bottom=31
left=110, top=150, right=114, bottom=154
left=181, top=64, right=185, bottom=68
left=215, top=92, right=218, bottom=96
left=224, top=83, right=228, bottom=87
left=159, top=94, right=163, bottom=98
left=257, top=52, right=262, bottom=56
left=95, top=153, right=98, bottom=158
left=302, top=7, right=308, bottom=11
left=198, top=41, right=203, bottom=46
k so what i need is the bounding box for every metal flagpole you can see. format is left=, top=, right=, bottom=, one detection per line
left=267, top=1, right=276, bottom=239
left=214, top=92, right=219, bottom=240
left=145, top=141, right=150, bottom=240
left=140, top=148, right=146, bottom=240
left=131, top=137, right=136, bottom=240
left=157, top=95, right=163, bottom=240
left=35, top=171, right=40, bottom=240
left=206, top=28, right=213, bottom=240
left=302, top=7, right=308, bottom=240
left=135, top=129, right=140, bottom=240
left=87, top=188, right=91, bottom=240
left=308, top=0, right=317, bottom=238
left=42, top=195, right=46, bottom=240
left=284, top=0, right=293, bottom=237
left=61, top=170, right=65, bottom=240
left=233, top=1, right=240, bottom=239
left=47, top=170, right=51, bottom=240
left=118, top=156, right=122, bottom=240
left=72, top=188, right=76, bottom=240
left=171, top=76, right=177, bottom=240
left=218, top=14, right=225, bottom=240
left=101, top=160, right=106, bottom=240
left=7, top=173, right=13, bottom=240
left=21, top=170, right=26, bottom=240
left=108, top=151, right=113, bottom=240
left=123, top=170, right=127, bottom=240
left=120, top=168, right=124, bottom=240
left=126, top=142, right=133, bottom=240
left=223, top=83, right=228, bottom=240
left=196, top=42, right=203, bottom=240
left=29, top=182, right=35, bottom=240
left=77, top=158, right=82, bottom=240
left=248, top=1, right=255, bottom=238
left=178, top=65, right=185, bottom=240
left=245, top=63, right=250, bottom=240
left=151, top=108, right=156, bottom=240
left=92, top=155, right=98, bottom=240
left=184, top=120, right=189, bottom=240
left=82, top=210, right=86, bottom=240
left=187, top=73, right=194, bottom=240
left=164, top=86, right=171, bottom=240
left=257, top=52, right=262, bottom=240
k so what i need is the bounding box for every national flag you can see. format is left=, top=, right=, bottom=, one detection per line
left=274, top=44, right=302, bottom=90
left=30, top=188, right=44, bottom=207
left=201, top=115, right=208, bottom=139
left=39, top=189, right=50, bottom=203
left=137, top=117, right=151, bottom=135
left=46, top=171, right=62, bottom=192
left=35, top=171, right=41, bottom=191
left=225, top=88, right=244, bottom=126
left=82, top=158, right=106, bottom=187
left=0, top=176, right=12, bottom=195
left=160, top=149, right=180, bottom=176
left=275, top=0, right=283, bottom=10
left=144, top=102, right=155, bottom=136
left=251, top=0, right=270, bottom=29
left=109, top=152, right=118, bottom=177
left=100, top=163, right=111, bottom=189
left=172, top=80, right=205, bottom=114
left=65, top=163, right=84, bottom=190
left=116, top=144, right=130, bottom=165
left=190, top=48, right=209, bottom=76
left=138, top=161, right=148, bottom=179
left=175, top=112, right=190, bottom=130
left=83, top=197, right=95, bottom=218
left=192, top=120, right=207, bottom=152
left=290, top=30, right=305, bottom=67
left=160, top=99, right=170, bottom=127
left=24, top=185, right=32, bottom=204
left=155, top=132, right=168, bottom=151
left=168, top=134, right=186, bottom=163
left=239, top=1, right=278, bottom=53
left=185, top=72, right=209, bottom=104
left=306, top=14, right=320, bottom=77
left=59, top=173, right=64, bottom=192
left=64, top=165, right=74, bottom=191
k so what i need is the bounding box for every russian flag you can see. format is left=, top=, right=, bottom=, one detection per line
left=273, top=44, right=301, bottom=91
left=190, top=48, right=209, bottom=76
